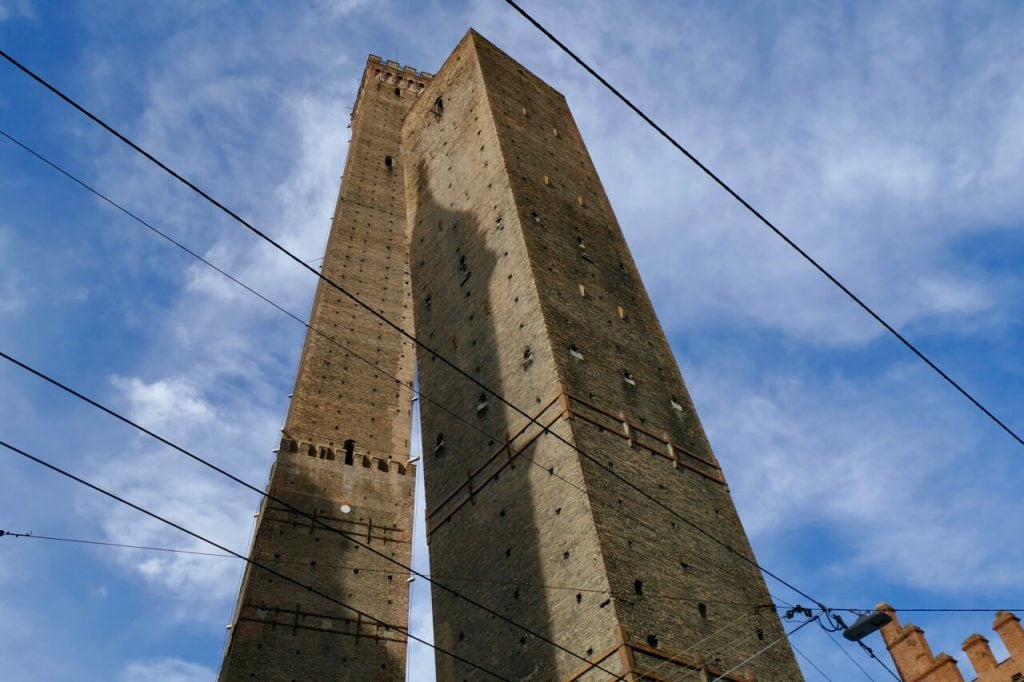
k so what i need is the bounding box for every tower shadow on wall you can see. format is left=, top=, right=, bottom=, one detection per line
left=409, top=159, right=559, bottom=679
left=224, top=453, right=410, bottom=680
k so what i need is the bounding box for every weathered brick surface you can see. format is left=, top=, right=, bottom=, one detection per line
left=219, top=56, right=428, bottom=681
left=403, top=31, right=801, bottom=680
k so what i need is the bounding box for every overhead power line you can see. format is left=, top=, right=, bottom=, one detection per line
left=2, top=138, right=999, bottom=682
left=822, top=629, right=874, bottom=681
left=0, top=46, right=823, bottom=612
left=0, top=439, right=508, bottom=681
left=855, top=640, right=901, bottom=681
left=502, top=0, right=1023, bottom=450
left=0, top=350, right=619, bottom=679
left=790, top=640, right=835, bottom=682
left=713, top=616, right=819, bottom=681
left=0, top=126, right=728, bottom=602
left=10, top=528, right=1012, bottom=618
left=0, top=125, right=718, bottom=677
left=0, top=527, right=786, bottom=610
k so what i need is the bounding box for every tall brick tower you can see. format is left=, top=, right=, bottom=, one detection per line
left=403, top=31, right=802, bottom=680
left=219, top=56, right=431, bottom=681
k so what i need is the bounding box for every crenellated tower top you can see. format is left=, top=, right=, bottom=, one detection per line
left=351, top=54, right=433, bottom=123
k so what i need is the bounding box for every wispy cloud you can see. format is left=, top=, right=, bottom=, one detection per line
left=0, top=225, right=27, bottom=314
left=118, top=658, right=214, bottom=682
left=693, top=356, right=1024, bottom=595
left=2, top=3, right=1022, bottom=681
left=0, top=0, right=35, bottom=22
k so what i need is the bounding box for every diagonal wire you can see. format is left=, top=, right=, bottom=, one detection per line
left=0, top=527, right=789, bottom=610
left=0, top=349, right=617, bottom=677
left=790, top=640, right=834, bottom=682
left=501, top=0, right=1023, bottom=450
left=0, top=124, right=786, bottom=669
left=638, top=608, right=762, bottom=679
left=712, top=617, right=818, bottom=681
left=0, top=438, right=508, bottom=681
left=0, top=47, right=823, bottom=611
left=856, top=640, right=901, bottom=681
left=823, top=629, right=874, bottom=681
left=0, top=124, right=810, bottom=617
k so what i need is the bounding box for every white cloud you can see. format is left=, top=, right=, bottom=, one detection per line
left=313, top=0, right=376, bottom=20
left=111, top=376, right=216, bottom=433
left=0, top=225, right=27, bottom=314
left=83, top=443, right=259, bottom=623
left=0, top=0, right=34, bottom=22
left=4, top=3, right=1021, bottom=681
left=693, top=358, right=1024, bottom=594
left=469, top=2, right=1024, bottom=347
left=119, top=658, right=214, bottom=682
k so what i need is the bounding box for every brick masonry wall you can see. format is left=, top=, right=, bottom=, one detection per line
left=219, top=57, right=428, bottom=681
left=404, top=30, right=802, bottom=680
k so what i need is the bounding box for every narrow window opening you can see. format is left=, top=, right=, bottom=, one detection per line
left=384, top=155, right=393, bottom=168
left=576, top=593, right=583, bottom=604
left=569, top=344, right=584, bottom=361
left=633, top=579, right=643, bottom=596
left=432, top=96, right=444, bottom=117
left=671, top=397, right=683, bottom=412
left=530, top=211, right=541, bottom=224
left=495, top=214, right=504, bottom=230
left=377, top=459, right=388, bottom=472
left=476, top=393, right=489, bottom=416
left=698, top=603, right=708, bottom=619
left=424, top=295, right=432, bottom=312
left=433, top=433, right=445, bottom=455
left=394, top=87, right=401, bottom=96
left=623, top=370, right=636, bottom=387
left=578, top=283, right=587, bottom=298
left=617, top=305, right=627, bottom=320
left=646, top=634, right=659, bottom=648
left=756, top=628, right=765, bottom=641
left=521, top=346, right=535, bottom=367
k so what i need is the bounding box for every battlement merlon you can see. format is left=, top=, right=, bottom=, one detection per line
left=350, top=54, right=433, bottom=124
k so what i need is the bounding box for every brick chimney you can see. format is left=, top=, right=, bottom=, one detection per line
left=961, top=634, right=997, bottom=676
left=994, top=611, right=1024, bottom=661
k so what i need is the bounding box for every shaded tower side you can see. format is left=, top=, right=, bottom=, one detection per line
left=403, top=31, right=619, bottom=680
left=219, top=56, right=430, bottom=682
left=403, top=30, right=802, bottom=681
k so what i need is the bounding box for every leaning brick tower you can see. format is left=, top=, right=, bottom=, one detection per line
left=403, top=31, right=803, bottom=680
left=219, top=56, right=430, bottom=681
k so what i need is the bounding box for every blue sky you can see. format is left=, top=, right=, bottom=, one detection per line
left=1, top=1, right=1023, bottom=680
